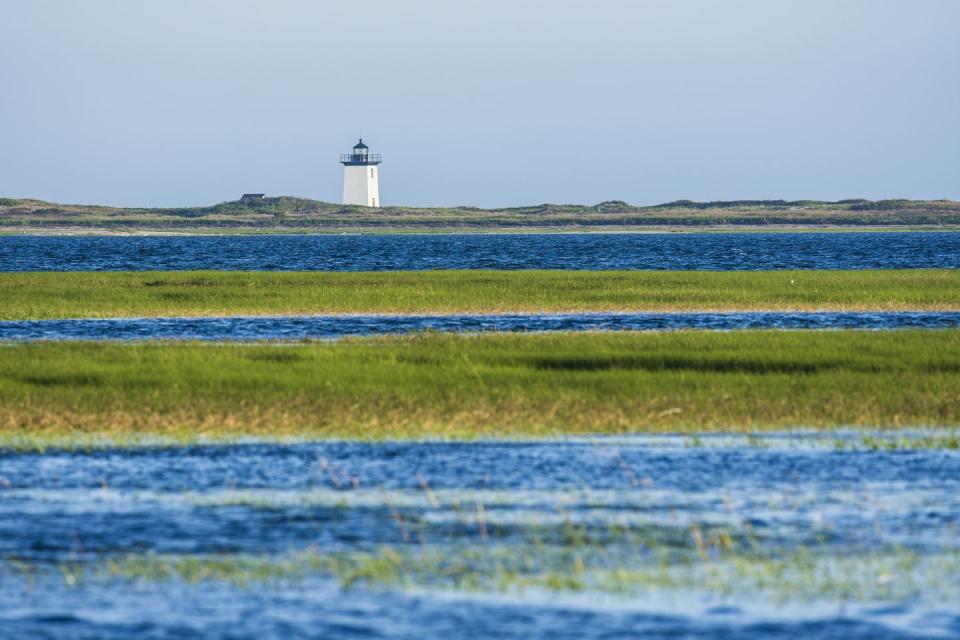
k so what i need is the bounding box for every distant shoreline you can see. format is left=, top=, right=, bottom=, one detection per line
left=3, top=224, right=960, bottom=236
left=2, top=196, right=959, bottom=234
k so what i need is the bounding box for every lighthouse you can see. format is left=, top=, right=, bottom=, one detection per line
left=340, top=138, right=382, bottom=207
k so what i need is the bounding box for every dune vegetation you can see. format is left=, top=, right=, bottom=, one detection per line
left=2, top=197, right=960, bottom=232
left=1, top=269, right=958, bottom=320
left=2, top=330, right=959, bottom=444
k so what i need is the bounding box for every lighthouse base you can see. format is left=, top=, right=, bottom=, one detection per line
left=342, top=165, right=380, bottom=207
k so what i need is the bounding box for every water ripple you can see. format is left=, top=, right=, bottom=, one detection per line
left=2, top=436, right=960, bottom=638
left=2, top=232, right=959, bottom=271
left=2, top=311, right=958, bottom=341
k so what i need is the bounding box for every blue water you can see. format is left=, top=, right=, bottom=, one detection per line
left=2, top=435, right=959, bottom=639
left=2, top=311, right=959, bottom=341
left=2, top=232, right=958, bottom=271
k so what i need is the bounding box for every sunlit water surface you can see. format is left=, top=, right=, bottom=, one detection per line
left=2, top=232, right=959, bottom=271
left=2, top=434, right=959, bottom=639
left=2, top=311, right=960, bottom=341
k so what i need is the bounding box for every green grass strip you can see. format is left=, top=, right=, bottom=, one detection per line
left=1, top=269, right=958, bottom=319
left=2, top=330, right=958, bottom=441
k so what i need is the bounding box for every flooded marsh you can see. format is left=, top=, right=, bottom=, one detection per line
left=3, top=435, right=960, bottom=638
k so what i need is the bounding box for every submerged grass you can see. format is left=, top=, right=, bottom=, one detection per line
left=1, top=330, right=959, bottom=441
left=1, top=269, right=958, bottom=319
left=29, top=543, right=960, bottom=604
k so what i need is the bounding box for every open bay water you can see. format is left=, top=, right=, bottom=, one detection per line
left=1, top=434, right=959, bottom=639
left=3, top=311, right=960, bottom=341
left=2, top=232, right=959, bottom=271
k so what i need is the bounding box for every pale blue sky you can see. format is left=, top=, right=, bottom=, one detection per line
left=2, top=0, right=958, bottom=207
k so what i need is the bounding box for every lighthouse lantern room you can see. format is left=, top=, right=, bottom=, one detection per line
left=340, top=139, right=382, bottom=207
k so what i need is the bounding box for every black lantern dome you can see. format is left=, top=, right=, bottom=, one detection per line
left=341, top=138, right=381, bottom=166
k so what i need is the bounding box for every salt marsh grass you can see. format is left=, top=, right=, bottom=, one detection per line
left=2, top=330, right=959, bottom=441
left=1, top=269, right=958, bottom=320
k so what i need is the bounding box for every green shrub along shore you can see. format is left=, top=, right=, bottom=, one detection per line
left=1, top=269, right=958, bottom=319
left=3, top=196, right=960, bottom=231
left=2, top=331, right=958, bottom=442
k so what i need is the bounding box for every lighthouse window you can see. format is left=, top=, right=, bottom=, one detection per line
left=370, top=168, right=375, bottom=178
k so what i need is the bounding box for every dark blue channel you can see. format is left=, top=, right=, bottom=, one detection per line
left=3, top=311, right=959, bottom=341
left=2, top=232, right=959, bottom=271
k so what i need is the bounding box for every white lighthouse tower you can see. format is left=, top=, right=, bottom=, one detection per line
left=340, top=138, right=381, bottom=207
